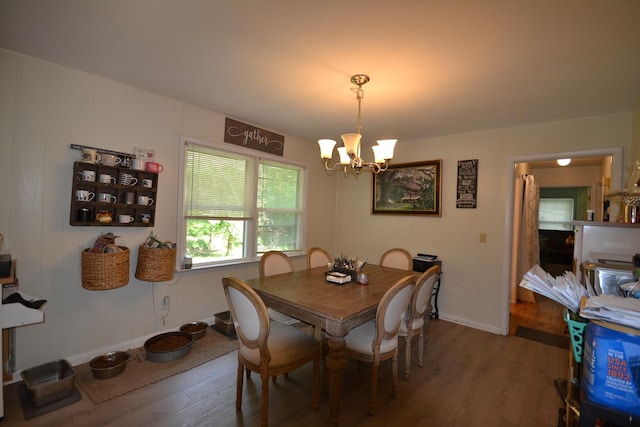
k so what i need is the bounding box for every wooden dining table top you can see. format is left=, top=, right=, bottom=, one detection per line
left=244, top=264, right=414, bottom=336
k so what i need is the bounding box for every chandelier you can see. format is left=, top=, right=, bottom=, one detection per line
left=318, top=74, right=397, bottom=174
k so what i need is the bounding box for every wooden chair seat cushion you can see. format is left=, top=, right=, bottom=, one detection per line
left=344, top=320, right=398, bottom=355
left=398, top=315, right=425, bottom=335
left=239, top=321, right=320, bottom=369
left=267, top=308, right=300, bottom=326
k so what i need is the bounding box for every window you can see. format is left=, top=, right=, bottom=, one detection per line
left=179, top=137, right=306, bottom=268
left=539, top=198, right=574, bottom=231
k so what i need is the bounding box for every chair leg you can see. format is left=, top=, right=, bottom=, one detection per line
left=369, top=363, right=379, bottom=416
left=261, top=374, right=269, bottom=427
left=312, top=354, right=320, bottom=411
left=404, top=334, right=411, bottom=380
left=391, top=351, right=399, bottom=399
left=236, top=363, right=244, bottom=411
left=417, top=328, right=425, bottom=367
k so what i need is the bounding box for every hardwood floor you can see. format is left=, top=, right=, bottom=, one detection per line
left=509, top=295, right=568, bottom=336
left=2, top=316, right=569, bottom=427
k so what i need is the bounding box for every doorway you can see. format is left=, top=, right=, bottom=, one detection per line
left=503, top=148, right=623, bottom=336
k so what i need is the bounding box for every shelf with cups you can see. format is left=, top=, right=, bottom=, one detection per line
left=70, top=161, right=158, bottom=227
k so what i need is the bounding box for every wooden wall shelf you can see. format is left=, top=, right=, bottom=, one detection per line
left=70, top=161, right=158, bottom=227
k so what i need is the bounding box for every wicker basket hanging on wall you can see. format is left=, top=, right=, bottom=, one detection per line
left=135, top=245, right=177, bottom=282
left=81, top=246, right=130, bottom=290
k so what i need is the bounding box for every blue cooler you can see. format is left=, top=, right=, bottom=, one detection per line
left=582, top=320, right=640, bottom=415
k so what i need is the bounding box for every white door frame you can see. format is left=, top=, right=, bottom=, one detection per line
left=500, top=147, right=624, bottom=335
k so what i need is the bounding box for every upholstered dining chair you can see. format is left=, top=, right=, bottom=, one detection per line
left=379, top=247, right=413, bottom=271
left=222, top=277, right=321, bottom=427
left=307, top=247, right=332, bottom=269
left=344, top=274, right=415, bottom=415
left=398, top=264, right=441, bottom=380
left=259, top=251, right=300, bottom=326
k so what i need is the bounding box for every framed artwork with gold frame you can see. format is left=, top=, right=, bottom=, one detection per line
left=372, top=160, right=442, bottom=216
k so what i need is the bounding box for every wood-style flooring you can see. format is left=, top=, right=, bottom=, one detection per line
left=510, top=295, right=568, bottom=336
left=1, top=306, right=569, bottom=427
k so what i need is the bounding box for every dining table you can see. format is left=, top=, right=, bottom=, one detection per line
left=244, top=263, right=415, bottom=426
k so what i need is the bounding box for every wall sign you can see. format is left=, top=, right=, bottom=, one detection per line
left=224, top=118, right=284, bottom=156
left=456, top=159, right=478, bottom=208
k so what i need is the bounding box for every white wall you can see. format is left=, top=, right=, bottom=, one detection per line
left=1, top=47, right=636, bottom=372
left=334, top=114, right=633, bottom=333
left=533, top=164, right=604, bottom=217
left=0, top=49, right=337, bottom=372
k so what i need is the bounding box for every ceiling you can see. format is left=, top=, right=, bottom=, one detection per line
left=1, top=1, right=640, bottom=146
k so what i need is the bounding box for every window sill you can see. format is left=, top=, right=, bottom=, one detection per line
left=175, top=250, right=306, bottom=273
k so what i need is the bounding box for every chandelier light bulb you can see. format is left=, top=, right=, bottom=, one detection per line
left=317, top=74, right=397, bottom=175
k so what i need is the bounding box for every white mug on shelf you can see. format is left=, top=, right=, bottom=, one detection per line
left=97, top=193, right=117, bottom=203
left=118, top=214, right=134, bottom=224
left=131, top=159, right=146, bottom=170
left=138, top=195, right=154, bottom=206
left=75, top=189, right=95, bottom=202
left=76, top=170, right=96, bottom=182
left=99, top=173, right=116, bottom=184
left=119, top=173, right=138, bottom=186
left=81, top=148, right=101, bottom=164
left=101, top=154, right=122, bottom=167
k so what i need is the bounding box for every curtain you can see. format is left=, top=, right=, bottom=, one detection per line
left=511, top=175, right=540, bottom=303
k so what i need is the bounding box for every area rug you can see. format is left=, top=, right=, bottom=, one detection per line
left=515, top=326, right=570, bottom=349
left=75, top=327, right=237, bottom=404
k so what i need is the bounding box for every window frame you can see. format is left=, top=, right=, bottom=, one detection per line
left=176, top=135, right=308, bottom=270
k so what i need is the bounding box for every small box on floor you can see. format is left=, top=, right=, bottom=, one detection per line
left=214, top=311, right=235, bottom=336
left=20, top=359, right=77, bottom=407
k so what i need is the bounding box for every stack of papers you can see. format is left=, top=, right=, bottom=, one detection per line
left=580, top=295, right=640, bottom=329
left=518, top=265, right=589, bottom=313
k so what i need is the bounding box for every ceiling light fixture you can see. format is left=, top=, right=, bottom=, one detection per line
left=318, top=74, right=397, bottom=175
left=557, top=158, right=571, bottom=166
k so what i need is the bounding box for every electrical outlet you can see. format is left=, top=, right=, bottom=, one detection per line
left=479, top=233, right=487, bottom=243
left=162, top=295, right=169, bottom=306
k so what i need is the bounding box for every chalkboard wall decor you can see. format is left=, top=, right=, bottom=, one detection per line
left=224, top=117, right=284, bottom=156
left=456, top=159, right=478, bottom=208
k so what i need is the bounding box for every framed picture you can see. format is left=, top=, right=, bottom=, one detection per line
left=372, top=160, right=442, bottom=215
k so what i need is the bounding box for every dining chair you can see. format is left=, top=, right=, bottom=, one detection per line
left=379, top=247, right=413, bottom=271
left=398, top=265, right=441, bottom=380
left=259, top=251, right=300, bottom=326
left=222, top=277, right=321, bottom=427
left=307, top=247, right=332, bottom=269
left=344, top=274, right=415, bottom=415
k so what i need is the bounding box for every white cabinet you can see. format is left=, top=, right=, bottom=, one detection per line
left=572, top=221, right=640, bottom=282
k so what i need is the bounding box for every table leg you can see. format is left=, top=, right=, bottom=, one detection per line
left=325, top=335, right=347, bottom=426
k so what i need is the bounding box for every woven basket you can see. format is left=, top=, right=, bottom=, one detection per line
left=135, top=245, right=176, bottom=282
left=81, top=246, right=130, bottom=290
